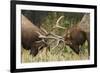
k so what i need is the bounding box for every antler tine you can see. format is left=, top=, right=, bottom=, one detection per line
left=56, top=16, right=64, bottom=25
left=53, top=16, right=66, bottom=29
left=35, top=31, right=61, bottom=40
left=35, top=31, right=46, bottom=38
left=40, top=26, right=48, bottom=34
left=49, top=32, right=63, bottom=39
left=51, top=37, right=65, bottom=49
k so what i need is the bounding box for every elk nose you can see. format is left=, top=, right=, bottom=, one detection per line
left=30, top=47, right=38, bottom=56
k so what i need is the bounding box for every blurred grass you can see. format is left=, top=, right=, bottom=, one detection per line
left=21, top=41, right=89, bottom=63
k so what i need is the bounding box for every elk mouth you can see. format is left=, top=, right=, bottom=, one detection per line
left=65, top=40, right=80, bottom=55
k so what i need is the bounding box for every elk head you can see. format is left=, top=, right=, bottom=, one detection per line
left=21, top=14, right=48, bottom=56
left=64, top=27, right=87, bottom=54
left=51, top=14, right=90, bottom=57
left=21, top=14, right=63, bottom=56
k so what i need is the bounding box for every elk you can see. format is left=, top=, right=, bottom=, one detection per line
left=21, top=14, right=61, bottom=56
left=64, top=14, right=90, bottom=56
left=52, top=14, right=90, bottom=57
left=64, top=26, right=89, bottom=55
left=21, top=14, right=48, bottom=56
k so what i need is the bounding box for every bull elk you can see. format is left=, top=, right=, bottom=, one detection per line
left=52, top=14, right=90, bottom=57
left=21, top=14, right=60, bottom=56
left=64, top=14, right=90, bottom=56
left=21, top=15, right=48, bottom=56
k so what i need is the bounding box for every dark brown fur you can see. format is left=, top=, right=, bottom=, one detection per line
left=64, top=26, right=90, bottom=55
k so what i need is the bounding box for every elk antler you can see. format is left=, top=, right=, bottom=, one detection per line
left=47, top=16, right=67, bottom=49
left=35, top=31, right=60, bottom=40
left=53, top=16, right=66, bottom=29
left=35, top=16, right=67, bottom=50
left=40, top=26, right=48, bottom=34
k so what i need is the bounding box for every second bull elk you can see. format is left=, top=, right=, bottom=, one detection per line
left=64, top=14, right=90, bottom=56
left=53, top=14, right=90, bottom=57
left=64, top=26, right=90, bottom=55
